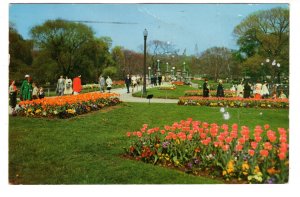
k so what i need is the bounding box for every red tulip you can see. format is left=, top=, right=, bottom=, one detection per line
left=248, top=149, right=255, bottom=156
left=126, top=132, right=131, bottom=137
left=278, top=152, right=286, bottom=160
left=251, top=141, right=258, bottom=149
left=264, top=124, right=270, bottom=130
left=260, top=149, right=269, bottom=157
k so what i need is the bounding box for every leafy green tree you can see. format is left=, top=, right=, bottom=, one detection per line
left=111, top=46, right=125, bottom=79
left=234, top=7, right=289, bottom=79
left=9, top=25, right=33, bottom=83
left=102, top=66, right=117, bottom=79
left=30, top=19, right=95, bottom=78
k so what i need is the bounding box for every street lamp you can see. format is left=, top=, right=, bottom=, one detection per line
left=143, top=28, right=148, bottom=95
left=157, top=59, right=160, bottom=72
left=148, top=66, right=151, bottom=80
left=166, top=62, right=169, bottom=72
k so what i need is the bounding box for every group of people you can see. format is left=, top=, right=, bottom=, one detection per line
left=124, top=74, right=142, bottom=93
left=56, top=75, right=82, bottom=96
left=150, top=74, right=163, bottom=87
left=9, top=74, right=45, bottom=114
left=98, top=75, right=113, bottom=93
left=202, top=79, right=287, bottom=99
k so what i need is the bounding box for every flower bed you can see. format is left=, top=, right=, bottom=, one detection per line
left=185, top=90, right=235, bottom=97
left=124, top=118, right=289, bottom=183
left=178, top=96, right=289, bottom=109
left=172, top=81, right=184, bottom=86
left=82, top=83, right=99, bottom=90
left=158, top=84, right=176, bottom=90
left=17, top=92, right=121, bottom=118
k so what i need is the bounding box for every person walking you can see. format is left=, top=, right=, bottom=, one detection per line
left=261, top=81, right=270, bottom=99
left=106, top=76, right=113, bottom=93
left=254, top=80, right=263, bottom=99
left=64, top=76, right=73, bottom=95
left=73, top=75, right=82, bottom=95
left=56, top=75, right=65, bottom=96
left=243, top=81, right=251, bottom=98
left=9, top=80, right=18, bottom=115
left=38, top=87, right=45, bottom=99
left=32, top=82, right=39, bottom=99
left=202, top=79, right=209, bottom=97
left=216, top=80, right=225, bottom=97
left=99, top=75, right=106, bottom=93
left=125, top=74, right=131, bottom=93
left=236, top=81, right=244, bottom=98
left=20, top=74, right=32, bottom=101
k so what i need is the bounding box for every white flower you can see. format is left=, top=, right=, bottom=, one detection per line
left=223, top=112, right=230, bottom=120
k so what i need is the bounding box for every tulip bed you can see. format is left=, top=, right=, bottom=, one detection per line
left=184, top=90, right=235, bottom=97
left=124, top=118, right=289, bottom=183
left=178, top=96, right=289, bottom=109
left=158, top=84, right=176, bottom=90
left=17, top=92, right=121, bottom=118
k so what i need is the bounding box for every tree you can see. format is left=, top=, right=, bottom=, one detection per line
left=9, top=25, right=33, bottom=83
left=234, top=7, right=289, bottom=78
left=111, top=46, right=125, bottom=79
left=30, top=19, right=95, bottom=78
left=147, top=40, right=179, bottom=72
left=198, top=47, right=233, bottom=81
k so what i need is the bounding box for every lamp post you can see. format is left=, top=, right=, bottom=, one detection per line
left=166, top=62, right=169, bottom=72
left=143, top=28, right=148, bottom=95
left=148, top=66, right=151, bottom=81
left=157, top=59, right=160, bottom=73
left=172, top=66, right=175, bottom=79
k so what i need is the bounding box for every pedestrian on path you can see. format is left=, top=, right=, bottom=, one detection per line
left=106, top=76, right=113, bottom=93
left=20, top=74, right=32, bottom=101
left=56, top=75, right=65, bottom=96
left=125, top=74, right=131, bottom=93
left=73, top=75, right=82, bottom=95
left=99, top=75, right=106, bottom=92
left=9, top=80, right=18, bottom=114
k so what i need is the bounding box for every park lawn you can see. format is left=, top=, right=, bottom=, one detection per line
left=9, top=103, right=289, bottom=184
left=132, top=85, right=196, bottom=99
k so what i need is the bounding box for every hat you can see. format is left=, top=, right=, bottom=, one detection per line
left=25, top=74, right=29, bottom=78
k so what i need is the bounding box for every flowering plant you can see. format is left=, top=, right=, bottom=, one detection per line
left=178, top=96, right=289, bottom=109
left=185, top=90, right=235, bottom=97
left=158, top=84, right=176, bottom=90
left=17, top=92, right=121, bottom=118
left=124, top=118, right=289, bottom=183
left=172, top=81, right=184, bottom=86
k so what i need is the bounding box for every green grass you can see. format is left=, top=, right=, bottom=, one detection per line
left=132, top=85, right=196, bottom=99
left=9, top=103, right=289, bottom=184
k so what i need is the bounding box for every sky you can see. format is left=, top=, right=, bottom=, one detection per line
left=9, top=3, right=288, bottom=55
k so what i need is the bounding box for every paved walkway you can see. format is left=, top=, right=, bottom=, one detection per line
left=110, top=85, right=178, bottom=103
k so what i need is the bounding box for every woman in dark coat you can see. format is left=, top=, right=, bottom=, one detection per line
left=216, top=80, right=225, bottom=97
left=243, top=81, right=251, bottom=98
left=203, top=79, right=209, bottom=97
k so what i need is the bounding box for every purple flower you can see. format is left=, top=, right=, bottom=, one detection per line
left=162, top=141, right=170, bottom=148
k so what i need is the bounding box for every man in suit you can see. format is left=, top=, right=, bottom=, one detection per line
left=125, top=74, right=131, bottom=93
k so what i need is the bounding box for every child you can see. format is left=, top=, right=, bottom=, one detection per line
left=39, top=87, right=45, bottom=99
